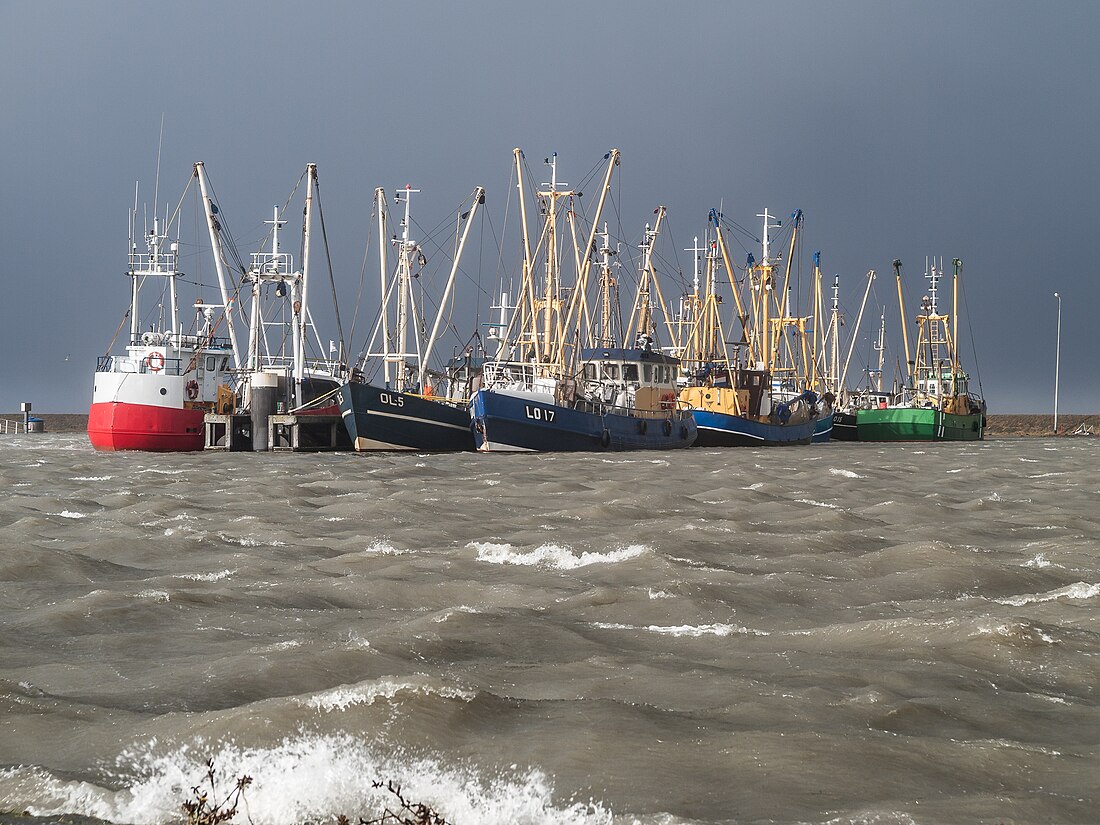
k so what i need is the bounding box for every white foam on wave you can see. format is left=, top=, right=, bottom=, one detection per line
left=217, top=532, right=287, bottom=548
left=996, top=582, right=1100, bottom=607
left=796, top=498, right=841, bottom=510
left=591, top=621, right=768, bottom=637
left=301, top=676, right=475, bottom=712
left=54, top=511, right=87, bottom=519
left=71, top=475, right=113, bottom=481
left=828, top=468, right=864, bottom=479
left=178, top=569, right=234, bottom=582
left=1022, top=554, right=1052, bottom=569
left=363, top=540, right=408, bottom=555
left=0, top=733, right=618, bottom=825
left=470, top=541, right=647, bottom=570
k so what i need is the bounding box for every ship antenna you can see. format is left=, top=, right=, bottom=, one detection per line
left=153, top=113, right=165, bottom=223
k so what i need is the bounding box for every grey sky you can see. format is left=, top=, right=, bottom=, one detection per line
left=2, top=0, right=1095, bottom=413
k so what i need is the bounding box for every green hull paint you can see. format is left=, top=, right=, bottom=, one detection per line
left=856, top=407, right=985, bottom=442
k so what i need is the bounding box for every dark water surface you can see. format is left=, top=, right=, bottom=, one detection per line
left=1, top=434, right=1096, bottom=825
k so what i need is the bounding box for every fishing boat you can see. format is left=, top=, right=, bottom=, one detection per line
left=233, top=165, right=348, bottom=433
left=88, top=163, right=241, bottom=451
left=677, top=208, right=822, bottom=447
left=470, top=149, right=696, bottom=452
left=818, top=268, right=892, bottom=442
left=856, top=258, right=985, bottom=441
left=340, top=184, right=485, bottom=451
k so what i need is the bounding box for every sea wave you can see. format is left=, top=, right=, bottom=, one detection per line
left=470, top=542, right=648, bottom=570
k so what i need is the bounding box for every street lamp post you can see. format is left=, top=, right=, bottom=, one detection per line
left=1054, top=292, right=1061, bottom=433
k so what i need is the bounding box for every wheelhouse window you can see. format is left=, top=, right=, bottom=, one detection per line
left=583, top=363, right=596, bottom=380
left=601, top=363, right=619, bottom=381
left=622, top=364, right=639, bottom=382
left=206, top=356, right=216, bottom=371
left=643, top=364, right=653, bottom=382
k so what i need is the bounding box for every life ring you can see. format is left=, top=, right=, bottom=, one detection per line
left=600, top=429, right=611, bottom=448
left=145, top=352, right=165, bottom=373
left=662, top=418, right=673, bottom=437
left=660, top=391, right=676, bottom=410
left=638, top=418, right=648, bottom=435
left=185, top=379, right=199, bottom=401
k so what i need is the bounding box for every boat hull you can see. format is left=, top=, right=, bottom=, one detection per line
left=690, top=408, right=816, bottom=447
left=470, top=390, right=696, bottom=452
left=339, top=382, right=474, bottom=451
left=831, top=411, right=859, bottom=441
left=856, top=407, right=985, bottom=441
left=812, top=409, right=834, bottom=443
left=88, top=401, right=204, bottom=451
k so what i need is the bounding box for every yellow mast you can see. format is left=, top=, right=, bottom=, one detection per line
left=893, top=259, right=912, bottom=387
left=711, top=216, right=754, bottom=365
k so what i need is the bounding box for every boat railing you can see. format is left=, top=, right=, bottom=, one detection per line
left=249, top=251, right=293, bottom=277
left=129, top=250, right=177, bottom=273
left=571, top=397, right=692, bottom=420
left=95, top=354, right=187, bottom=376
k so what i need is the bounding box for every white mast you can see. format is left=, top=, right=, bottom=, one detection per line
left=872, top=310, right=886, bottom=392
left=418, top=186, right=485, bottom=392
left=830, top=274, right=840, bottom=394
left=294, top=164, right=315, bottom=400
left=194, top=161, right=242, bottom=370
left=375, top=188, right=390, bottom=387
left=392, top=185, right=420, bottom=392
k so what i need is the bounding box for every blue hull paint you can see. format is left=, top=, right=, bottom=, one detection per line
left=339, top=383, right=474, bottom=452
left=812, top=411, right=833, bottom=443
left=690, top=408, right=816, bottom=447
left=470, top=390, right=697, bottom=452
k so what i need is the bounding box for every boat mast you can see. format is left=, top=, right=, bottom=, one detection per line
left=710, top=211, right=753, bottom=365
left=194, top=162, right=242, bottom=369
left=829, top=274, right=840, bottom=395
left=596, top=223, right=617, bottom=347
left=872, top=309, right=886, bottom=392
left=375, top=188, right=390, bottom=386
left=952, top=257, right=961, bottom=397
left=756, top=208, right=781, bottom=372
left=392, top=185, right=420, bottom=392
left=841, top=269, right=875, bottom=392
left=893, top=259, right=912, bottom=388
left=293, top=164, right=315, bottom=404
left=418, top=186, right=485, bottom=392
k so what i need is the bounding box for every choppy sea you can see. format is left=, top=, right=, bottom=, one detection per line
left=1, top=434, right=1097, bottom=825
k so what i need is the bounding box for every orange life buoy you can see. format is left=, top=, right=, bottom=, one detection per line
left=145, top=352, right=165, bottom=372
left=660, top=391, right=676, bottom=410
left=186, top=379, right=199, bottom=400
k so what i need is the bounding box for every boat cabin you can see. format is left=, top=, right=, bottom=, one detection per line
left=579, top=347, right=680, bottom=411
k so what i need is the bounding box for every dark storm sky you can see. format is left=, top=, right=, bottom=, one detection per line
left=2, top=0, right=1095, bottom=413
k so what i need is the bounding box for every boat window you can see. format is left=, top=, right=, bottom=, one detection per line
left=584, top=363, right=596, bottom=380
left=601, top=363, right=619, bottom=380
left=221, top=357, right=230, bottom=371
left=623, top=364, right=639, bottom=382
left=206, top=356, right=216, bottom=371
left=643, top=364, right=653, bottom=382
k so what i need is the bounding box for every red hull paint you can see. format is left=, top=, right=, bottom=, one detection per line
left=88, top=402, right=205, bottom=452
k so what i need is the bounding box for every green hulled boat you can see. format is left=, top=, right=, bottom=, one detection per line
left=857, top=405, right=984, bottom=441
left=856, top=257, right=986, bottom=442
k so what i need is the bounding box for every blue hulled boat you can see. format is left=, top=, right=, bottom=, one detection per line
left=471, top=347, right=696, bottom=452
